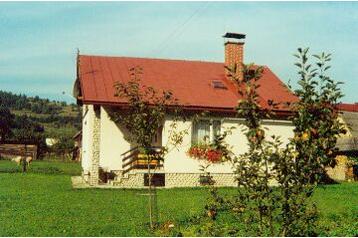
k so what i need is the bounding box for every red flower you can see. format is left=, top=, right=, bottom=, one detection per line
left=206, top=149, right=222, bottom=163
left=187, top=146, right=222, bottom=163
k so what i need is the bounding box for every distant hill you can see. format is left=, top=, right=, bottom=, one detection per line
left=0, top=90, right=81, bottom=139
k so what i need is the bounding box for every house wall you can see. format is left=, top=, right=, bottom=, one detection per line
left=81, top=105, right=295, bottom=187
left=162, top=117, right=294, bottom=174
left=81, top=105, right=94, bottom=174
left=99, top=107, right=131, bottom=171
left=338, top=115, right=353, bottom=138
left=162, top=118, right=237, bottom=174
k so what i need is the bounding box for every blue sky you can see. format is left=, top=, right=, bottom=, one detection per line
left=0, top=2, right=357, bottom=103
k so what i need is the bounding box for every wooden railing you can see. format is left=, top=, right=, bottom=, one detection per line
left=122, top=146, right=164, bottom=174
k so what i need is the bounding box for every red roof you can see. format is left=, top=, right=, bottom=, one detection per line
left=337, top=103, right=358, bottom=112
left=77, top=55, right=297, bottom=112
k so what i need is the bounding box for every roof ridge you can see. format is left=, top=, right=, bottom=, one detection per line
left=80, top=54, right=225, bottom=65
left=79, top=54, right=269, bottom=68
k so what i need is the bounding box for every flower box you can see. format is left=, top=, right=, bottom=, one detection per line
left=187, top=145, right=223, bottom=163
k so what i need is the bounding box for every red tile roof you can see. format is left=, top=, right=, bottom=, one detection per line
left=76, top=55, right=297, bottom=113
left=337, top=103, right=358, bottom=112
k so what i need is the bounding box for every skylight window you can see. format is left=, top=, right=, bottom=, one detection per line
left=211, top=80, right=228, bottom=90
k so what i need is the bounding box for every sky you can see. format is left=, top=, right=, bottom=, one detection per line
left=0, top=1, right=357, bottom=103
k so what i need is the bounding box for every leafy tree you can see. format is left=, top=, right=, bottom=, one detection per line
left=290, top=48, right=345, bottom=181
left=275, top=48, right=345, bottom=236
left=181, top=48, right=345, bottom=236
left=0, top=105, right=14, bottom=142
left=109, top=66, right=186, bottom=229
left=51, top=135, right=74, bottom=160
left=11, top=115, right=45, bottom=171
left=229, top=64, right=281, bottom=236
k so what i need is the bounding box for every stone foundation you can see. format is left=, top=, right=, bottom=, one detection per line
left=110, top=172, right=237, bottom=188
left=112, top=173, right=145, bottom=188
left=165, top=173, right=237, bottom=188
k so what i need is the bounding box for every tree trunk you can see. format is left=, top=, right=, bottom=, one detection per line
left=148, top=157, right=153, bottom=229
left=22, top=144, right=27, bottom=173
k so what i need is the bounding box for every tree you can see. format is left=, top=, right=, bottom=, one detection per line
left=51, top=135, right=74, bottom=160
left=0, top=105, right=14, bottom=142
left=11, top=115, right=45, bottom=171
left=109, top=66, right=186, bottom=229
left=290, top=48, right=344, bottom=182
left=181, top=48, right=345, bottom=236
left=275, top=48, right=345, bottom=236
left=229, top=64, right=281, bottom=236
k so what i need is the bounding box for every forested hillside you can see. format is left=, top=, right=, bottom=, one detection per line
left=0, top=90, right=82, bottom=158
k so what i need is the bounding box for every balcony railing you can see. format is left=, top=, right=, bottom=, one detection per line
left=121, top=146, right=164, bottom=174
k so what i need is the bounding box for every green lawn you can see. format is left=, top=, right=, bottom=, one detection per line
left=0, top=160, right=357, bottom=236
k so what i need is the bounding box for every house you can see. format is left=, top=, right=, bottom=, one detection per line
left=72, top=130, right=82, bottom=162
left=326, top=103, right=358, bottom=181
left=72, top=33, right=298, bottom=188
left=336, top=103, right=358, bottom=155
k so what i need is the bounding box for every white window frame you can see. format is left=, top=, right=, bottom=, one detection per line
left=192, top=119, right=222, bottom=145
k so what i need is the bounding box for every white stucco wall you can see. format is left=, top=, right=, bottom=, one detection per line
left=81, top=105, right=94, bottom=174
left=162, top=119, right=203, bottom=173
left=81, top=106, right=294, bottom=174
left=99, top=107, right=131, bottom=171
left=162, top=118, right=294, bottom=174
left=263, top=120, right=295, bottom=144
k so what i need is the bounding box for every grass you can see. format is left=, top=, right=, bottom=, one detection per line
left=313, top=183, right=358, bottom=236
left=0, top=160, right=357, bottom=236
left=0, top=160, right=81, bottom=176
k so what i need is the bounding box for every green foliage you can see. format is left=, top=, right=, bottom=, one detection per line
left=229, top=64, right=283, bottom=236
left=0, top=90, right=81, bottom=158
left=349, top=157, right=358, bottom=164
left=11, top=115, right=45, bottom=142
left=184, top=48, right=345, bottom=236
left=0, top=105, right=14, bottom=142
left=0, top=90, right=66, bottom=114
left=271, top=48, right=346, bottom=236
left=108, top=66, right=186, bottom=229
left=290, top=48, right=345, bottom=182
left=50, top=135, right=75, bottom=160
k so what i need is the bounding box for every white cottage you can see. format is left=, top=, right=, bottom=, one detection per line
left=72, top=33, right=297, bottom=188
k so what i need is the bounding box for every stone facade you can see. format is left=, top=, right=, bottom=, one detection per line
left=110, top=172, right=237, bottom=188
left=166, top=173, right=237, bottom=188
left=326, top=155, right=351, bottom=181
left=89, top=106, right=101, bottom=186
left=111, top=172, right=144, bottom=188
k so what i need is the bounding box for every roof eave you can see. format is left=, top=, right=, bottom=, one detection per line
left=79, top=99, right=294, bottom=119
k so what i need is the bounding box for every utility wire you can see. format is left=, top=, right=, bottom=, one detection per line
left=149, top=2, right=210, bottom=56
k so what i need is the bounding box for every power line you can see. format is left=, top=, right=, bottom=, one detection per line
left=149, top=2, right=210, bottom=56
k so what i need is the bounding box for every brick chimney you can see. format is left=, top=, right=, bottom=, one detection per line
left=223, top=32, right=245, bottom=81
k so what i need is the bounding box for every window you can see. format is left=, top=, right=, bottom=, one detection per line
left=211, top=80, right=228, bottom=90
left=151, top=126, right=163, bottom=147
left=192, top=119, right=221, bottom=144
left=213, top=120, right=221, bottom=137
